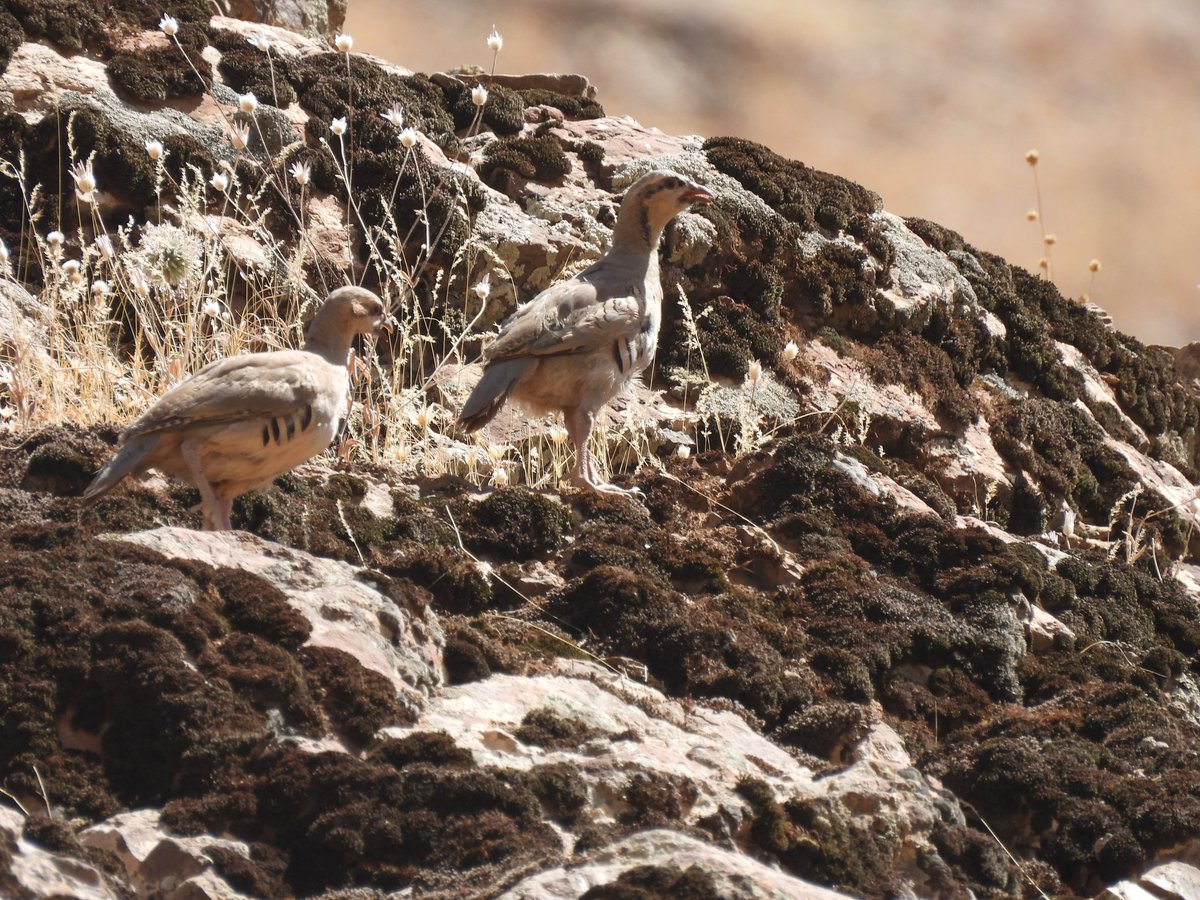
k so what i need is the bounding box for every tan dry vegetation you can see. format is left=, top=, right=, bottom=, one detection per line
left=349, top=0, right=1200, bottom=345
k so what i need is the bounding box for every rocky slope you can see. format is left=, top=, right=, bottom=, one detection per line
left=2, top=2, right=1200, bottom=898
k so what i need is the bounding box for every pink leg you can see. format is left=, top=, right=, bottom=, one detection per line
left=564, top=407, right=641, bottom=498
left=179, top=439, right=228, bottom=531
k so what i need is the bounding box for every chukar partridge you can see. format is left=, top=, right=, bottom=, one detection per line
left=82, top=286, right=390, bottom=530
left=458, top=170, right=713, bottom=495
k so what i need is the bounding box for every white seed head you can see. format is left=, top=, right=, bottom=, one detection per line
left=745, top=359, right=763, bottom=385
left=145, top=139, right=164, bottom=161
left=676, top=444, right=691, bottom=459
left=1025, top=149, right=1040, bottom=166
left=398, top=127, right=418, bottom=149
left=1038, top=257, right=1049, bottom=271
left=1189, top=497, right=1200, bottom=516
left=1089, top=259, right=1102, bottom=273
left=474, top=559, right=494, bottom=581
left=128, top=268, right=151, bottom=298
left=0, top=239, right=8, bottom=264
left=415, top=406, right=434, bottom=430
left=330, top=116, right=347, bottom=136
left=94, top=234, right=115, bottom=259
left=230, top=122, right=251, bottom=151
left=289, top=160, right=311, bottom=186
left=1043, top=234, right=1057, bottom=246
left=548, top=426, right=569, bottom=445
left=487, top=25, right=503, bottom=53
left=61, top=259, right=82, bottom=283
left=1061, top=507, right=1076, bottom=538
left=782, top=340, right=799, bottom=363
left=334, top=32, right=353, bottom=52
left=238, top=92, right=258, bottom=113
left=202, top=299, right=221, bottom=318
left=209, top=172, right=229, bottom=192
left=71, top=160, right=97, bottom=201
left=91, top=279, right=110, bottom=296
left=245, top=30, right=271, bottom=52
left=489, top=466, right=509, bottom=489
left=1026, top=209, right=1038, bottom=221
left=46, top=231, right=65, bottom=248
left=471, top=84, right=488, bottom=107
left=472, top=273, right=491, bottom=301
left=159, top=14, right=179, bottom=36
left=382, top=104, right=404, bottom=127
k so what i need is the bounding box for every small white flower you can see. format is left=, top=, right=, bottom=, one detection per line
left=676, top=444, right=691, bottom=459
left=745, top=359, right=763, bottom=385
left=94, top=234, right=115, bottom=260
left=145, top=139, right=164, bottom=161
left=472, top=273, right=491, bottom=301
left=209, top=172, right=229, bottom=192
left=289, top=160, right=311, bottom=186
left=382, top=104, right=404, bottom=127
left=71, top=160, right=97, bottom=202
left=245, top=30, right=271, bottom=52
left=229, top=122, right=251, bottom=151
left=91, top=279, right=110, bottom=296
left=398, top=127, right=418, bottom=149
left=487, top=25, right=503, bottom=53
left=471, top=84, right=488, bottom=107
left=334, top=32, right=353, bottom=52
left=489, top=466, right=509, bottom=489
left=330, top=117, right=347, bottom=136
left=202, top=299, right=221, bottom=318
left=159, top=14, right=179, bottom=36
left=782, top=340, right=799, bottom=363
left=0, top=239, right=9, bottom=264
left=46, top=231, right=65, bottom=248
left=238, top=92, right=258, bottom=113
left=61, top=259, right=82, bottom=283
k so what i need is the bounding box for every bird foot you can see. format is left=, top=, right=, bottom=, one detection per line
left=572, top=473, right=644, bottom=498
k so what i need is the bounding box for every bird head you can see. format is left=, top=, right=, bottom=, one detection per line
left=319, top=286, right=393, bottom=337
left=614, top=170, right=714, bottom=251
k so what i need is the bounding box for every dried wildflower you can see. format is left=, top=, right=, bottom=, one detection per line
left=91, top=279, right=110, bottom=296
left=46, top=231, right=65, bottom=255
left=489, top=466, right=509, bottom=489
left=1025, top=149, right=1039, bottom=166
left=330, top=117, right=347, bottom=136
left=245, top=30, right=271, bottom=52
left=1043, top=234, right=1057, bottom=246
left=238, top=92, right=258, bottom=113
left=487, top=25, right=503, bottom=53
left=0, top=239, right=8, bottom=264
left=1026, top=209, right=1038, bottom=221
left=334, top=32, right=353, bottom=52
left=159, top=14, right=179, bottom=36
left=398, top=127, right=418, bottom=149
left=471, top=84, right=488, bottom=107
left=61, top=259, right=83, bottom=284
left=133, top=223, right=203, bottom=287
left=210, top=172, right=229, bottom=192
left=676, top=444, right=691, bottom=459
left=745, top=359, right=763, bottom=385
left=415, top=406, right=434, bottom=430
left=290, top=160, right=311, bottom=186
left=474, top=559, right=494, bottom=581
left=71, top=160, right=97, bottom=202
left=202, top=299, right=221, bottom=318
left=1089, top=259, right=1101, bottom=273
left=1038, top=257, right=1049, bottom=271
left=95, top=234, right=115, bottom=260
left=782, top=340, right=799, bottom=363
left=473, top=273, right=491, bottom=301
left=230, top=122, right=251, bottom=151
left=382, top=104, right=404, bottom=127
left=548, top=426, right=569, bottom=445
left=145, top=139, right=164, bottom=161
left=485, top=443, right=510, bottom=465
left=127, top=267, right=151, bottom=298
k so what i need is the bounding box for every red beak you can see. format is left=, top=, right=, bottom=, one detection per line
left=683, top=183, right=714, bottom=205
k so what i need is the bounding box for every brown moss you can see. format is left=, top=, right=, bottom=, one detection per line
left=479, top=134, right=573, bottom=190
left=300, top=646, right=411, bottom=745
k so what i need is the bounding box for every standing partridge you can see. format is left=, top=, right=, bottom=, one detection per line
left=82, top=286, right=390, bottom=530
left=457, top=170, right=713, bottom=494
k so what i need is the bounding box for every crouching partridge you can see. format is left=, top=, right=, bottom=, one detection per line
left=82, top=286, right=390, bottom=530
left=457, top=170, right=714, bottom=495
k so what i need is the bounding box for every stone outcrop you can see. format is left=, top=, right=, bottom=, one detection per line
left=3, top=2, right=1200, bottom=899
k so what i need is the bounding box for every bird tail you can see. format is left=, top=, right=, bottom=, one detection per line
left=457, top=359, right=531, bottom=432
left=80, top=432, right=160, bottom=504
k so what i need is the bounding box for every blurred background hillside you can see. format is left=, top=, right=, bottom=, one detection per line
left=347, top=0, right=1200, bottom=347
